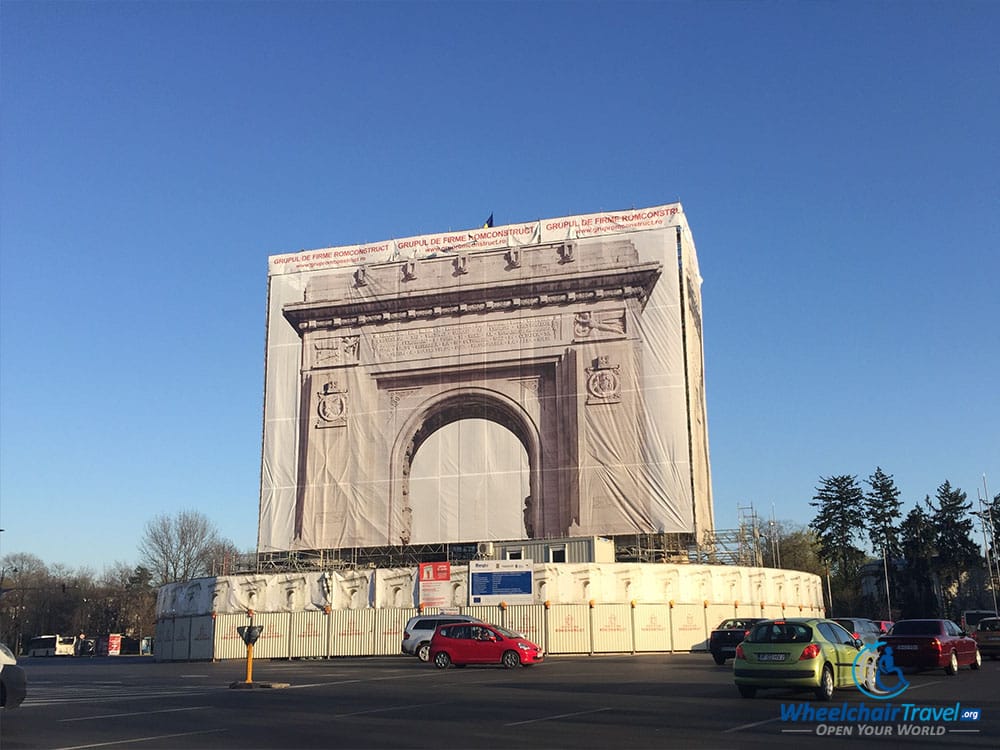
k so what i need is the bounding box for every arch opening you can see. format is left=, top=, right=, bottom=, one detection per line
left=408, top=418, right=529, bottom=544
left=392, top=389, right=542, bottom=546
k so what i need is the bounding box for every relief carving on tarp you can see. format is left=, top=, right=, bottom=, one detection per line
left=312, top=335, right=361, bottom=368
left=316, top=379, right=348, bottom=428
left=573, top=310, right=626, bottom=341
left=586, top=356, right=621, bottom=405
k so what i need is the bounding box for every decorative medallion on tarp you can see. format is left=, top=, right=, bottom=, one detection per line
left=586, top=356, right=621, bottom=405
left=316, top=378, right=347, bottom=428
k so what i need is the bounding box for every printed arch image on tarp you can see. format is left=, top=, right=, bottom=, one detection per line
left=258, top=203, right=714, bottom=554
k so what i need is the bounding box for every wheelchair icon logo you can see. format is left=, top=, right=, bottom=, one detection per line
left=852, top=641, right=910, bottom=700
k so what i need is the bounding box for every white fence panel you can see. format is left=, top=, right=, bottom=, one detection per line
left=374, top=608, right=413, bottom=656
left=251, top=612, right=291, bottom=659
left=289, top=612, right=330, bottom=658
left=704, top=604, right=736, bottom=648
left=547, top=605, right=590, bottom=654
left=505, top=605, right=546, bottom=651
left=633, top=604, right=671, bottom=652
left=463, top=605, right=503, bottom=625
left=172, top=617, right=192, bottom=661
left=592, top=604, right=633, bottom=653
left=736, top=605, right=762, bottom=620
left=214, top=614, right=249, bottom=660
left=188, top=616, right=215, bottom=660
left=154, top=619, right=174, bottom=661
left=671, top=603, right=709, bottom=652
left=331, top=610, right=375, bottom=656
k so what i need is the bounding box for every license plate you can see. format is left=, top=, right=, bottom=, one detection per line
left=897, top=644, right=918, bottom=650
left=757, top=653, right=787, bottom=662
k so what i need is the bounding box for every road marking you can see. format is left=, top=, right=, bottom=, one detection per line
left=335, top=700, right=448, bottom=718
left=53, top=729, right=227, bottom=749
left=60, top=706, right=211, bottom=722
left=284, top=679, right=364, bottom=689
left=27, top=689, right=222, bottom=706
left=723, top=717, right=780, bottom=732
left=505, top=707, right=614, bottom=726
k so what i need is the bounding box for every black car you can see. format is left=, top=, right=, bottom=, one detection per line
left=709, top=618, right=763, bottom=664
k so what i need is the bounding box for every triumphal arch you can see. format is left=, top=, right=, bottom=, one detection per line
left=258, top=204, right=713, bottom=556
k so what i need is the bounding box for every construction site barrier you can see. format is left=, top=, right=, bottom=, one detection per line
left=154, top=602, right=824, bottom=661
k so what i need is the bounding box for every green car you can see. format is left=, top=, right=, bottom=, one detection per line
left=733, top=618, right=873, bottom=700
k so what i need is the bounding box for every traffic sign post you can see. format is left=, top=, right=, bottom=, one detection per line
left=237, top=621, right=263, bottom=683
left=229, top=611, right=289, bottom=690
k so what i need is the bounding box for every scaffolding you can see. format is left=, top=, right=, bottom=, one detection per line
left=698, top=504, right=765, bottom=566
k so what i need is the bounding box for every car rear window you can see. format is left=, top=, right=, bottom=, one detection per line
left=976, top=619, right=1000, bottom=632
left=748, top=622, right=812, bottom=643
left=890, top=621, right=941, bottom=636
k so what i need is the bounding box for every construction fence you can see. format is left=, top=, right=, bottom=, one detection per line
left=154, top=601, right=823, bottom=661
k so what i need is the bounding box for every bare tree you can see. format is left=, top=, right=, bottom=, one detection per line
left=138, top=510, right=232, bottom=586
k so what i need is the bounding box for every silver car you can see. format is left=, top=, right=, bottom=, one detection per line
left=832, top=617, right=882, bottom=645
left=402, top=614, right=482, bottom=662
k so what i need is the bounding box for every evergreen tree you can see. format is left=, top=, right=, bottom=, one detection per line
left=809, top=475, right=866, bottom=611
left=927, top=481, right=981, bottom=617
left=899, top=502, right=938, bottom=617
left=864, top=467, right=903, bottom=618
left=864, top=467, right=903, bottom=557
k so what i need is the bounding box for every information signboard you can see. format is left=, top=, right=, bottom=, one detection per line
left=418, top=562, right=451, bottom=608
left=468, top=560, right=534, bottom=606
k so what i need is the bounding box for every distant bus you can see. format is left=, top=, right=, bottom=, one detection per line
left=26, top=634, right=77, bottom=657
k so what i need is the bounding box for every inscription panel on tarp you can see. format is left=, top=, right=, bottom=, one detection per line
left=371, top=316, right=562, bottom=362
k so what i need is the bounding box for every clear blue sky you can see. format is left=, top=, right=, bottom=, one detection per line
left=2, top=2, right=997, bottom=571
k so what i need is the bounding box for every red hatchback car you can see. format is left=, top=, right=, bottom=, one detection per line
left=430, top=622, right=544, bottom=669
left=880, top=619, right=981, bottom=674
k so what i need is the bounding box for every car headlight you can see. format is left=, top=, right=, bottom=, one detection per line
left=517, top=642, right=532, bottom=650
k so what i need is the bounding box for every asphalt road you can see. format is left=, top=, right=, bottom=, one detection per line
left=1, top=653, right=997, bottom=749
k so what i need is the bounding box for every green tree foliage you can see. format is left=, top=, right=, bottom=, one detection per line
left=898, top=502, right=938, bottom=617
left=761, top=522, right=825, bottom=577
left=0, top=554, right=157, bottom=652
left=809, top=475, right=866, bottom=613
left=864, top=467, right=903, bottom=557
left=864, top=467, right=904, bottom=617
left=927, top=480, right=982, bottom=615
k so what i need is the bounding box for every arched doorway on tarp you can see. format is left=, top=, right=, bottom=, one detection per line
left=392, top=389, right=539, bottom=546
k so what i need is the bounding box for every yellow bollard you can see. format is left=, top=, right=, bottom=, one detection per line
left=245, top=642, right=254, bottom=683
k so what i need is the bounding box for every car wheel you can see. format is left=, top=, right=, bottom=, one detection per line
left=416, top=643, right=431, bottom=663
left=861, top=656, right=878, bottom=691
left=945, top=651, right=958, bottom=675
left=737, top=685, right=756, bottom=698
left=433, top=651, right=451, bottom=669
left=712, top=652, right=726, bottom=665
left=970, top=649, right=981, bottom=670
left=502, top=650, right=521, bottom=669
left=815, top=665, right=834, bottom=701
